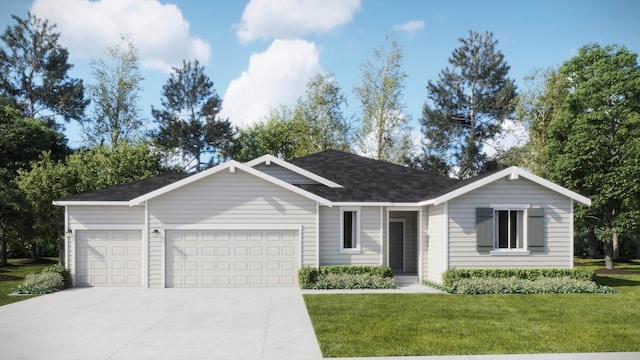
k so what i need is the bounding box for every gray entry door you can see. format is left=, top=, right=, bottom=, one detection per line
left=389, top=221, right=404, bottom=271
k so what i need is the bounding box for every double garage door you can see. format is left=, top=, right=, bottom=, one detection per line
left=166, top=230, right=298, bottom=287
left=75, top=229, right=298, bottom=287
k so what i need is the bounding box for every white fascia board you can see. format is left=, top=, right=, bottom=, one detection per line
left=244, top=154, right=343, bottom=188
left=52, top=201, right=132, bottom=206
left=431, top=166, right=592, bottom=206
left=129, top=160, right=333, bottom=207
left=331, top=202, right=421, bottom=207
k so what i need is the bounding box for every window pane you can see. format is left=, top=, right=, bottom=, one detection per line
left=510, top=210, right=518, bottom=248
left=343, top=211, right=353, bottom=248
left=516, top=211, right=524, bottom=248
left=497, top=210, right=508, bottom=248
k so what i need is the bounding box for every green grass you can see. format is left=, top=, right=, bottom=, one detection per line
left=304, top=258, right=640, bottom=357
left=0, top=258, right=58, bottom=306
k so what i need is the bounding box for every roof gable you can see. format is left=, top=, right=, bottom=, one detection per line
left=245, top=154, right=342, bottom=188
left=128, top=160, right=332, bottom=206
left=429, top=166, right=591, bottom=206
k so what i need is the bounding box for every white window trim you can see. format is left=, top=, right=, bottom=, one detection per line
left=490, top=204, right=530, bottom=254
left=340, top=206, right=361, bottom=253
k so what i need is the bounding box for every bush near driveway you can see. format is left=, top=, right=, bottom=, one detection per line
left=11, top=262, right=70, bottom=295
left=0, top=259, right=56, bottom=306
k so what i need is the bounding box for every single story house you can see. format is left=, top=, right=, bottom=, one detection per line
left=53, top=150, right=591, bottom=288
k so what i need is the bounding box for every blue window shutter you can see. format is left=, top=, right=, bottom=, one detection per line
left=528, top=207, right=545, bottom=252
left=476, top=208, right=494, bottom=251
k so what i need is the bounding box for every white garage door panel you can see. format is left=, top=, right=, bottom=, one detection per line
left=76, top=230, right=142, bottom=287
left=166, top=230, right=298, bottom=288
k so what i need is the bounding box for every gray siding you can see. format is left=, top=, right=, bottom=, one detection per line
left=426, top=203, right=447, bottom=282
left=148, top=169, right=317, bottom=288
left=319, top=206, right=382, bottom=265
left=448, top=177, right=572, bottom=269
left=253, top=164, right=319, bottom=184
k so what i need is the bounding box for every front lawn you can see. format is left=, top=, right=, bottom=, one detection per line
left=303, top=258, right=640, bottom=357
left=0, top=258, right=58, bottom=306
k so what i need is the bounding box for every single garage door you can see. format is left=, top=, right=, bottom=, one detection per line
left=166, top=230, right=298, bottom=287
left=76, top=230, right=142, bottom=287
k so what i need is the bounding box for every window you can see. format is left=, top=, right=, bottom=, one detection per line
left=476, top=206, right=544, bottom=253
left=495, top=209, right=524, bottom=249
left=340, top=207, right=360, bottom=251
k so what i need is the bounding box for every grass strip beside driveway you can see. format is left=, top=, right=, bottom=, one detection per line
left=0, top=259, right=56, bottom=306
left=304, top=259, right=640, bottom=357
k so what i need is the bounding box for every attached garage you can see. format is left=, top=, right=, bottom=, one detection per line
left=165, top=229, right=299, bottom=287
left=75, top=230, right=142, bottom=287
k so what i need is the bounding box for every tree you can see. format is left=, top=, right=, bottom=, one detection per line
left=515, top=67, right=567, bottom=178
left=547, top=44, right=640, bottom=269
left=84, top=35, right=144, bottom=145
left=353, top=34, right=413, bottom=164
left=295, top=73, right=351, bottom=154
left=0, top=13, right=88, bottom=123
left=420, top=30, right=517, bottom=179
left=152, top=60, right=235, bottom=172
left=17, top=142, right=174, bottom=264
left=0, top=105, right=68, bottom=264
left=234, top=107, right=298, bottom=162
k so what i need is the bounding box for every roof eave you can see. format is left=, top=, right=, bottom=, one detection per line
left=52, top=201, right=134, bottom=206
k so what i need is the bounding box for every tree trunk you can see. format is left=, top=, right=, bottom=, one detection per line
left=613, top=232, right=620, bottom=260
left=636, top=236, right=640, bottom=259
left=30, top=241, right=38, bottom=260
left=0, top=224, right=7, bottom=266
left=603, top=239, right=615, bottom=270
left=588, top=228, right=599, bottom=257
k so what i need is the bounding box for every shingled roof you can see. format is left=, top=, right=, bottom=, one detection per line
left=55, top=150, right=463, bottom=204
left=56, top=173, right=190, bottom=202
left=289, top=150, right=459, bottom=202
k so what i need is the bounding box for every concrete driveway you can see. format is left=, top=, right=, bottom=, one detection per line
left=0, top=287, right=322, bottom=360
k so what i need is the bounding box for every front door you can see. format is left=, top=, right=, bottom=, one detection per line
left=389, top=221, right=404, bottom=272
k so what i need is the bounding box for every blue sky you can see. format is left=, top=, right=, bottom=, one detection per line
left=0, top=0, right=639, bottom=150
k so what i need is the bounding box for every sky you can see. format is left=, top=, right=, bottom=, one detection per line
left=0, top=0, right=639, bottom=151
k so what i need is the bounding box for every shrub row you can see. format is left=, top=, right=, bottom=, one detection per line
left=442, top=268, right=595, bottom=289
left=298, top=265, right=395, bottom=289
left=13, top=264, right=71, bottom=295
left=450, top=276, right=616, bottom=294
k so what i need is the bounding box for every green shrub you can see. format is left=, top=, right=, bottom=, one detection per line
left=311, top=273, right=396, bottom=290
left=42, top=264, right=72, bottom=289
left=451, top=276, right=616, bottom=294
left=442, top=268, right=595, bottom=289
left=298, top=265, right=395, bottom=289
left=298, top=267, right=319, bottom=289
left=13, top=272, right=65, bottom=294
left=319, top=265, right=393, bottom=278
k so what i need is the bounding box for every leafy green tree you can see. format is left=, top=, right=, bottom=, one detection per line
left=152, top=60, right=235, bottom=172
left=84, top=35, right=144, bottom=145
left=515, top=67, right=567, bottom=178
left=234, top=107, right=298, bottom=162
left=16, top=142, right=174, bottom=264
left=421, top=30, right=517, bottom=179
left=295, top=73, right=351, bottom=154
left=548, top=44, right=640, bottom=269
left=354, top=34, right=412, bottom=164
left=0, top=105, right=68, bottom=264
left=0, top=13, right=88, bottom=123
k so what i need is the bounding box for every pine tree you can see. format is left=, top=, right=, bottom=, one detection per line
left=152, top=60, right=235, bottom=171
left=420, top=30, right=516, bottom=178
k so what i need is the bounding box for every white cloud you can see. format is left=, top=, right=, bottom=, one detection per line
left=31, top=0, right=210, bottom=72
left=220, top=39, right=322, bottom=128
left=392, top=20, right=425, bottom=35
left=235, top=0, right=361, bottom=44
